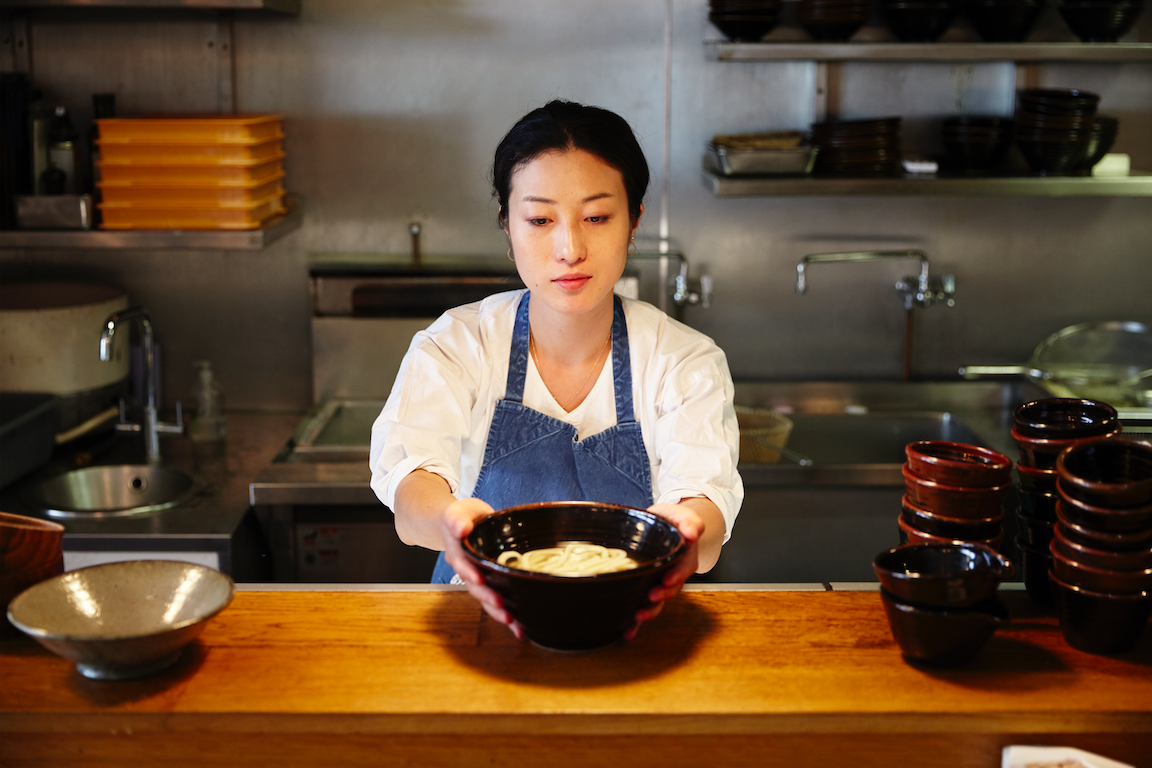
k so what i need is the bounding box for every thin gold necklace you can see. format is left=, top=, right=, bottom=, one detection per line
left=530, top=330, right=611, bottom=412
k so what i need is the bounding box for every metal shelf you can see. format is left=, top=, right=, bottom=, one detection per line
left=0, top=195, right=303, bottom=250
left=0, top=0, right=300, bottom=14
left=703, top=171, right=1152, bottom=197
left=707, top=41, right=1152, bottom=63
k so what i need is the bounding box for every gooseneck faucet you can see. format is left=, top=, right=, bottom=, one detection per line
left=795, top=250, right=955, bottom=381
left=100, top=307, right=183, bottom=463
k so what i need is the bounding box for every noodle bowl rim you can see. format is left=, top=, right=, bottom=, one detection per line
left=462, top=502, right=686, bottom=581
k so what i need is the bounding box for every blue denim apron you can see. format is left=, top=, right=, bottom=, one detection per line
left=430, top=293, right=654, bottom=583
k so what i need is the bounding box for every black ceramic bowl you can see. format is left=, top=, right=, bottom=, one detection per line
left=1057, top=436, right=1152, bottom=508
left=901, top=496, right=1005, bottom=541
left=879, top=589, right=1010, bottom=666
left=709, top=12, right=781, bottom=40
left=462, top=502, right=686, bottom=651
left=1017, top=507, right=1057, bottom=547
left=1017, top=535, right=1056, bottom=608
left=1018, top=88, right=1101, bottom=115
left=873, top=542, right=1014, bottom=609
left=1056, top=507, right=1152, bottom=552
left=1014, top=398, right=1119, bottom=439
left=1049, top=570, right=1152, bottom=655
left=1079, top=115, right=1120, bottom=172
left=882, top=0, right=963, bottom=41
left=1057, top=0, right=1146, bottom=42
left=964, top=0, right=1046, bottom=41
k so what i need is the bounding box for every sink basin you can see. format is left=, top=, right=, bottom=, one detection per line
left=24, top=465, right=196, bottom=519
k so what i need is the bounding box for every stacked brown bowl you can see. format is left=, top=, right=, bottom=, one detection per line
left=811, top=117, right=903, bottom=177
left=1050, top=436, right=1152, bottom=654
left=900, top=441, right=1013, bottom=551
left=708, top=0, right=785, bottom=41
left=1015, top=88, right=1100, bottom=177
left=796, top=0, right=871, bottom=41
left=1, top=512, right=65, bottom=638
left=1011, top=398, right=1122, bottom=608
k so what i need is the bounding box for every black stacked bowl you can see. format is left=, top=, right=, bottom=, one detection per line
left=796, top=0, right=872, bottom=41
left=1015, top=88, right=1100, bottom=176
left=1079, top=114, right=1120, bottom=174
left=811, top=117, right=903, bottom=177
left=882, top=0, right=963, bottom=41
left=965, top=0, right=1047, bottom=41
left=709, top=0, right=785, bottom=41
left=941, top=115, right=1015, bottom=174
left=1057, top=0, right=1146, bottom=42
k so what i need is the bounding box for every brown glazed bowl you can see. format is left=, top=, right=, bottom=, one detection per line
left=0, top=512, right=65, bottom=638
left=1017, top=535, right=1055, bottom=609
left=1056, top=437, right=1152, bottom=508
left=1049, top=571, right=1152, bottom=655
left=879, top=589, right=1009, bottom=667
left=902, top=464, right=1010, bottom=518
left=462, top=502, right=686, bottom=651
left=1053, top=526, right=1152, bottom=572
left=1016, top=461, right=1059, bottom=495
left=902, top=495, right=1004, bottom=541
left=898, top=515, right=1005, bottom=551
left=1019, top=488, right=1059, bottom=521
left=1011, top=425, right=1122, bottom=470
left=1057, top=484, right=1152, bottom=533
left=905, top=441, right=1012, bottom=488
left=1016, top=507, right=1056, bottom=548
left=1049, top=539, right=1152, bottom=594
left=1013, top=398, right=1119, bottom=439
left=1056, top=506, right=1152, bottom=552
left=874, top=542, right=1013, bottom=609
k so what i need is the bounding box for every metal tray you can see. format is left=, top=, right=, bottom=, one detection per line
left=705, top=144, right=817, bottom=176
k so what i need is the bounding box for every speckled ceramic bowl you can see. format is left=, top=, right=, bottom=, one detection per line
left=6, top=560, right=234, bottom=680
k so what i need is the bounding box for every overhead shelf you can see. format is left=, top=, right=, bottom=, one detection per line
left=0, top=0, right=300, bottom=14
left=0, top=195, right=302, bottom=250
left=706, top=41, right=1152, bottom=63
left=702, top=170, right=1152, bottom=197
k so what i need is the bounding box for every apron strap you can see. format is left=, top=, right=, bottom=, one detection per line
left=503, top=292, right=532, bottom=403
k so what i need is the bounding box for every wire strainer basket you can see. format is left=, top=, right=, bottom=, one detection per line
left=735, top=405, right=794, bottom=463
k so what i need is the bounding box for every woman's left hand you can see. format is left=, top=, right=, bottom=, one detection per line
left=624, top=501, right=706, bottom=640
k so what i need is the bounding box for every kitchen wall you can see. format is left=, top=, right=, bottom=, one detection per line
left=2, top=0, right=1150, bottom=411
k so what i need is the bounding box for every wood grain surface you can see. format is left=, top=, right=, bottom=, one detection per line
left=2, top=588, right=1150, bottom=768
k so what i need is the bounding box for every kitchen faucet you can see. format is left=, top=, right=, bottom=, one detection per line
left=795, top=250, right=955, bottom=381
left=100, top=307, right=184, bottom=463
left=628, top=250, right=713, bottom=314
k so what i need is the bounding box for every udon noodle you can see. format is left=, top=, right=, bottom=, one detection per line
left=497, top=543, right=638, bottom=576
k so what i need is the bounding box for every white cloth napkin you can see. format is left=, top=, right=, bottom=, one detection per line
left=1003, top=746, right=1135, bottom=768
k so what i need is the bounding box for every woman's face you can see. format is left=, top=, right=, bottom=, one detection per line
left=506, top=148, right=641, bottom=321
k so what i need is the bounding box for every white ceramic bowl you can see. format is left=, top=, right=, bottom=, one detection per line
left=6, top=560, right=234, bottom=680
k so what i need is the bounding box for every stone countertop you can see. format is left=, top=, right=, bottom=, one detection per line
left=0, top=411, right=304, bottom=539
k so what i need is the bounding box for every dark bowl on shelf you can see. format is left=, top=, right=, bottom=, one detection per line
left=1054, top=526, right=1152, bottom=571
left=1011, top=424, right=1122, bottom=469
left=943, top=138, right=1014, bottom=173
left=1017, top=536, right=1056, bottom=608
left=880, top=589, right=1010, bottom=666
left=812, top=116, right=903, bottom=138
left=902, top=496, right=1005, bottom=541
left=1049, top=570, right=1152, bottom=655
left=905, top=441, right=1013, bottom=488
left=964, top=0, right=1046, bottom=41
left=1050, top=538, right=1152, bottom=594
left=1016, top=139, right=1092, bottom=175
left=882, top=0, right=963, bottom=41
left=1057, top=436, right=1152, bottom=508
left=1079, top=115, right=1120, bottom=172
left=1057, top=0, right=1146, bottom=42
left=1018, top=88, right=1101, bottom=115
left=1057, top=487, right=1152, bottom=533
left=1056, top=507, right=1152, bottom=552
left=462, top=502, right=686, bottom=651
left=874, top=542, right=1014, bottom=609
left=709, top=13, right=782, bottom=41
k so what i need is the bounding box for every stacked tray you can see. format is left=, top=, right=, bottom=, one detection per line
left=96, top=115, right=286, bottom=230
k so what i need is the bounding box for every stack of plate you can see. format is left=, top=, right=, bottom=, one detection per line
left=1014, top=89, right=1099, bottom=177
left=795, top=0, right=871, bottom=41
left=940, top=115, right=1014, bottom=174
left=810, top=117, right=903, bottom=177
left=708, top=0, right=784, bottom=41
left=96, top=115, right=286, bottom=230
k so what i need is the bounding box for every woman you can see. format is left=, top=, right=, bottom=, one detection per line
left=370, top=100, right=743, bottom=639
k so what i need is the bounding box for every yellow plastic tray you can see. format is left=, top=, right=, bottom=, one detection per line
left=100, top=175, right=285, bottom=206
left=97, top=115, right=283, bottom=144
left=99, top=193, right=286, bottom=231
left=98, top=137, right=284, bottom=166
left=97, top=157, right=284, bottom=184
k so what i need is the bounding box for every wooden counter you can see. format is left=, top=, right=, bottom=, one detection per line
left=2, top=587, right=1150, bottom=768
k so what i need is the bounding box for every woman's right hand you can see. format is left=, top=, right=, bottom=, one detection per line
left=441, top=497, right=526, bottom=640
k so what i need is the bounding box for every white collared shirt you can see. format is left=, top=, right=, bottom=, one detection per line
left=369, top=290, right=743, bottom=541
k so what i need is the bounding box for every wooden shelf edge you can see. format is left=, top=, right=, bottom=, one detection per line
left=0, top=195, right=303, bottom=250
left=706, top=41, right=1152, bottom=63
left=703, top=171, right=1152, bottom=197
